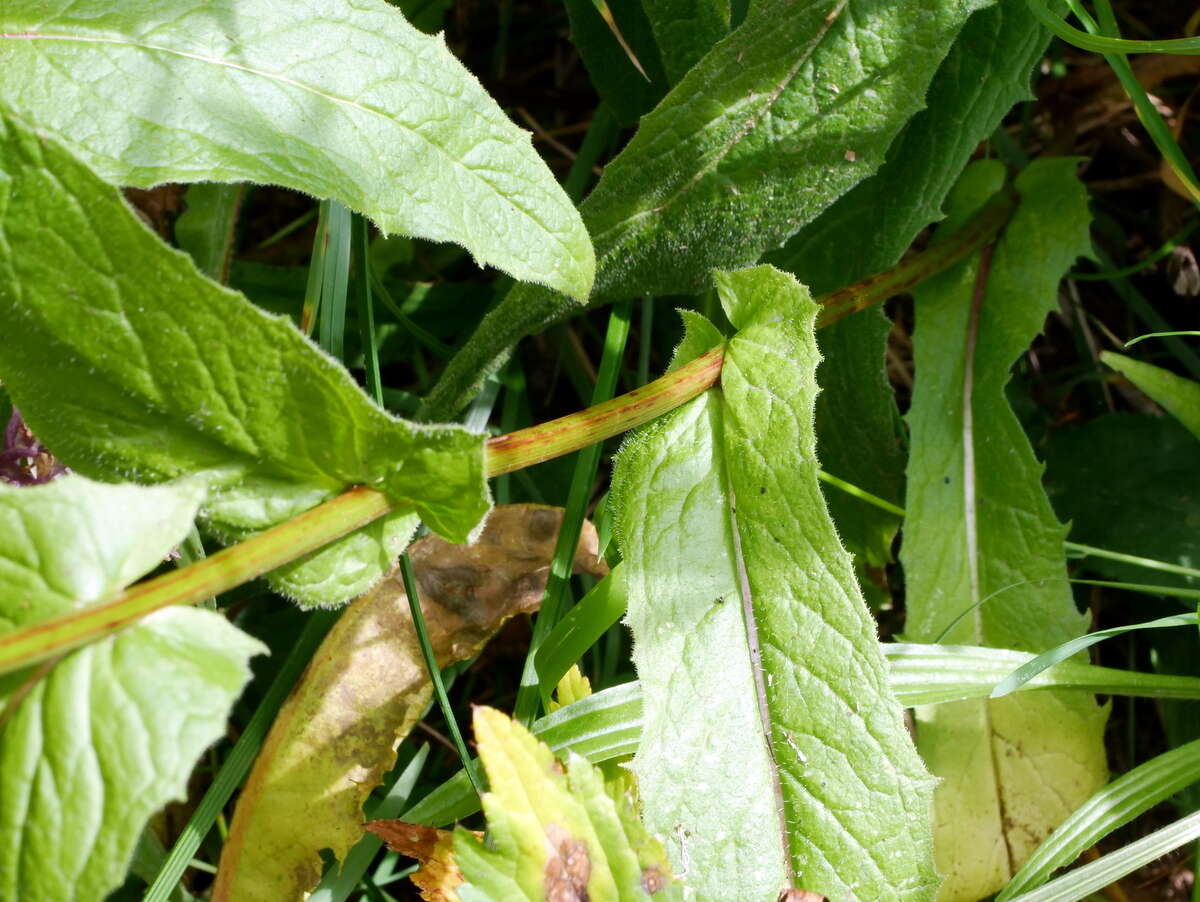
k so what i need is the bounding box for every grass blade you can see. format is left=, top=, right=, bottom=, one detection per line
left=991, top=613, right=1199, bottom=698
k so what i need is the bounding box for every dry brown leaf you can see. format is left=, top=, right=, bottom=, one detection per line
left=364, top=821, right=471, bottom=902
left=212, top=505, right=607, bottom=902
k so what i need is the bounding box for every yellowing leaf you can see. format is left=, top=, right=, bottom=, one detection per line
left=902, top=159, right=1109, bottom=900
left=212, top=505, right=606, bottom=902
left=451, top=706, right=683, bottom=901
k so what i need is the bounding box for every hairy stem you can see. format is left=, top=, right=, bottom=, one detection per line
left=0, top=192, right=1014, bottom=676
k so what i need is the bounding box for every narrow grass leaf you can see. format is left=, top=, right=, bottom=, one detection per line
left=886, top=643, right=1200, bottom=705
left=0, top=0, right=594, bottom=298
left=535, top=565, right=628, bottom=697
left=0, top=476, right=264, bottom=902
left=991, top=613, right=1198, bottom=698
left=0, top=111, right=488, bottom=606
left=404, top=637, right=1200, bottom=831
left=613, top=266, right=936, bottom=901
left=902, top=159, right=1108, bottom=901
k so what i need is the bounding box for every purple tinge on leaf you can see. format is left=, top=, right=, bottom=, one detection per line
left=0, top=407, right=68, bottom=485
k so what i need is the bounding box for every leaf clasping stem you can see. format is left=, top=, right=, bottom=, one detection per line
left=0, top=188, right=1016, bottom=676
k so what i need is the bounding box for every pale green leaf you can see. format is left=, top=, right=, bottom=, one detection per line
left=421, top=0, right=992, bottom=417
left=0, top=475, right=264, bottom=902
left=612, top=266, right=936, bottom=901
left=902, top=158, right=1108, bottom=901
left=407, top=648, right=1200, bottom=830
left=0, top=110, right=489, bottom=605
left=998, top=738, right=1200, bottom=900
left=1101, top=351, right=1200, bottom=441
left=767, top=3, right=1047, bottom=568
left=453, top=707, right=683, bottom=902
left=0, top=0, right=594, bottom=299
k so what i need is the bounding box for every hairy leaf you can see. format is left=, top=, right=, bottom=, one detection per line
left=768, top=2, right=1047, bottom=568
left=612, top=266, right=936, bottom=901
left=0, top=111, right=488, bottom=605
left=451, top=707, right=683, bottom=901
left=0, top=0, right=594, bottom=299
left=901, top=159, right=1108, bottom=901
left=0, top=475, right=264, bottom=902
left=421, top=0, right=992, bottom=417
left=212, top=506, right=606, bottom=902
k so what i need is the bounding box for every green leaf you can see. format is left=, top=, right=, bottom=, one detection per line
left=641, top=0, right=729, bottom=84
left=901, top=158, right=1108, bottom=901
left=990, top=613, right=1199, bottom=698
left=452, top=706, right=683, bottom=901
left=998, top=738, right=1200, bottom=899
left=765, top=2, right=1047, bottom=568
left=212, top=505, right=606, bottom=902
left=175, top=183, right=245, bottom=283
left=0, top=110, right=489, bottom=605
left=887, top=643, right=1200, bottom=706
left=612, top=266, right=936, bottom=901
left=564, top=0, right=667, bottom=127
left=1045, top=414, right=1200, bottom=591
left=1001, top=810, right=1200, bottom=902
left=0, top=475, right=265, bottom=902
left=421, top=0, right=993, bottom=416
left=535, top=564, right=628, bottom=698
left=0, top=0, right=594, bottom=300
left=1102, top=351, right=1200, bottom=440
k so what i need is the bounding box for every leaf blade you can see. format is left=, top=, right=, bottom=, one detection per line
left=901, top=159, right=1109, bottom=901
left=0, top=0, right=594, bottom=298
left=0, top=110, right=488, bottom=605
left=613, top=266, right=936, bottom=901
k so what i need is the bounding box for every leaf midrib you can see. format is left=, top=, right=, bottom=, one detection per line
left=586, top=0, right=848, bottom=252
left=0, top=30, right=568, bottom=249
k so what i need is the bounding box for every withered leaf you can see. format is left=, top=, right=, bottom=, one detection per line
left=213, top=505, right=606, bottom=902
left=365, top=821, right=468, bottom=902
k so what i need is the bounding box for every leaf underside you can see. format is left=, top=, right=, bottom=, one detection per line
left=613, top=266, right=936, bottom=901
left=902, top=159, right=1108, bottom=901
left=0, top=0, right=594, bottom=299
left=0, top=476, right=263, bottom=902
left=0, top=110, right=489, bottom=606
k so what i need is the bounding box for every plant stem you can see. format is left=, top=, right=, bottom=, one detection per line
left=0, top=186, right=1012, bottom=676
